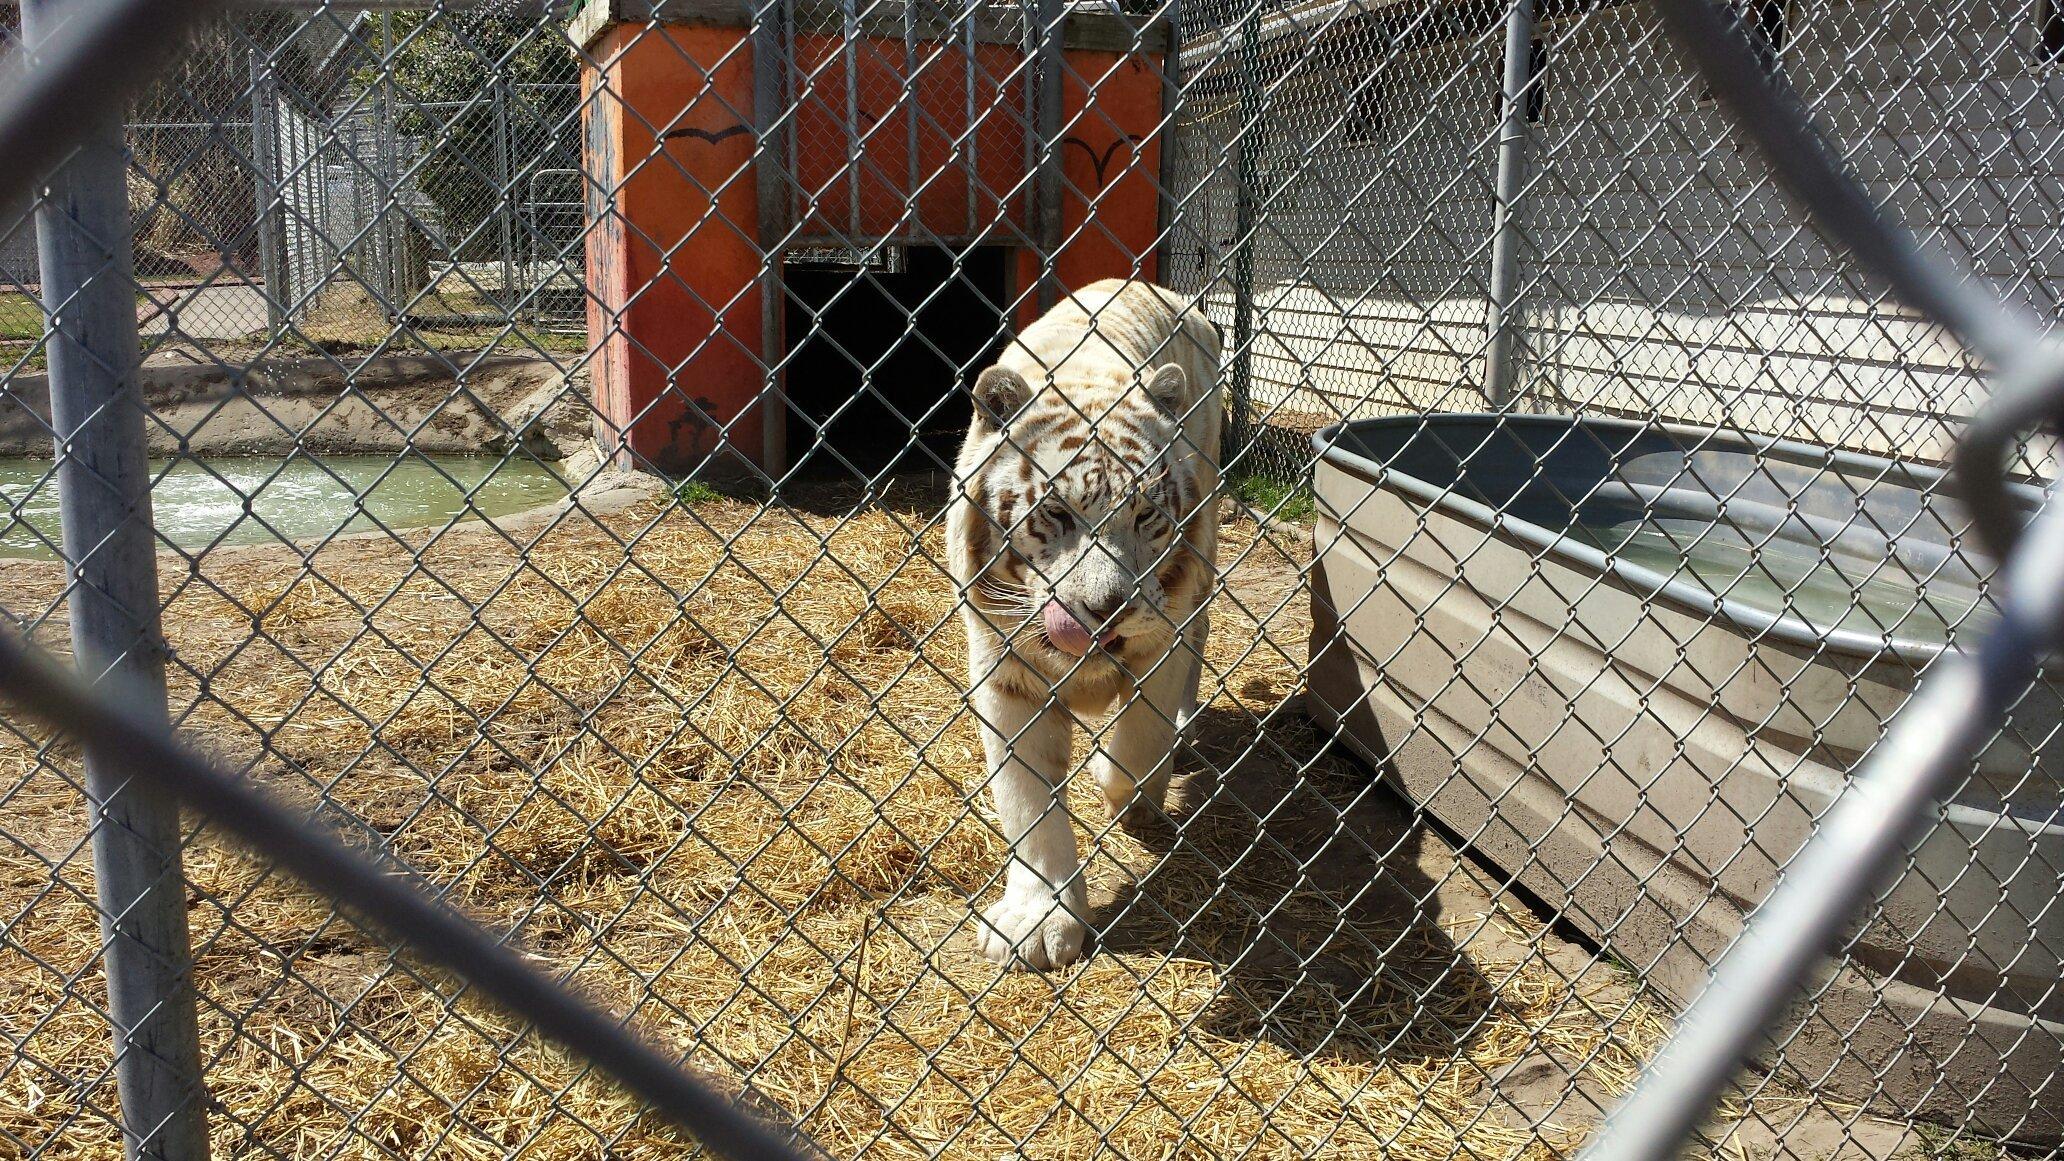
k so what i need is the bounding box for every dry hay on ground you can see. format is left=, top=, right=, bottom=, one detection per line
left=0, top=486, right=1665, bottom=1159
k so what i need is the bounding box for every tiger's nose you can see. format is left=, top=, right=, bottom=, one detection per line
left=1080, top=596, right=1126, bottom=629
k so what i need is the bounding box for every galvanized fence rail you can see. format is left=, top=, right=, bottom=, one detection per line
left=0, top=0, right=2061, bottom=1158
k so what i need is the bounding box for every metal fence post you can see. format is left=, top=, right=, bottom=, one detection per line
left=494, top=80, right=517, bottom=319
left=1032, top=0, right=1065, bottom=313
left=754, top=0, right=790, bottom=479
left=1152, top=0, right=1183, bottom=284
left=1226, top=3, right=1261, bottom=462
left=249, top=44, right=286, bottom=335
left=23, top=0, right=209, bottom=1154
left=841, top=0, right=862, bottom=242
left=1482, top=0, right=1536, bottom=407
left=377, top=11, right=399, bottom=315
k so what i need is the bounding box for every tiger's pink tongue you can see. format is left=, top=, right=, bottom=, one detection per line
left=1042, top=601, right=1116, bottom=656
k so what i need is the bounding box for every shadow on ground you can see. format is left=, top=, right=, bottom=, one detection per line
left=1095, top=700, right=1503, bottom=1077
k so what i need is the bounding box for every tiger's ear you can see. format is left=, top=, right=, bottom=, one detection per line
left=972, top=366, right=1031, bottom=427
left=1144, top=363, right=1189, bottom=417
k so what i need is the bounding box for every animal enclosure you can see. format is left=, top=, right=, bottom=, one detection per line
left=1, top=0, right=2062, bottom=1159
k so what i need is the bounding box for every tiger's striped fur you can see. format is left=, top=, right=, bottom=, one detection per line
left=947, top=279, right=1222, bottom=970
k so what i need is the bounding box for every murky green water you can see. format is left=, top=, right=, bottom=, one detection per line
left=0, top=454, right=569, bottom=559
left=1565, top=513, right=2057, bottom=815
left=1566, top=517, right=1989, bottom=646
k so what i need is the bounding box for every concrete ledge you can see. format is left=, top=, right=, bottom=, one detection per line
left=0, top=354, right=592, bottom=461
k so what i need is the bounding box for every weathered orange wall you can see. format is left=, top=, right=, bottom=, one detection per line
left=584, top=23, right=1167, bottom=475
left=585, top=24, right=765, bottom=476
left=1014, top=50, right=1166, bottom=330
left=788, top=35, right=1033, bottom=240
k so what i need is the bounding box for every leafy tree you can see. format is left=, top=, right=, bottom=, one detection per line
left=127, top=16, right=305, bottom=267
left=371, top=3, right=580, bottom=262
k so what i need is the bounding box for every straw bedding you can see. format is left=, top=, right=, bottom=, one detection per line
left=0, top=483, right=1666, bottom=1159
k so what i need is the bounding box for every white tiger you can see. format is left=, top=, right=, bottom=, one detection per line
left=947, top=279, right=1222, bottom=970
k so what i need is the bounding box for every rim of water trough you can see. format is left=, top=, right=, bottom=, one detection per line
left=1310, top=412, right=2048, bottom=668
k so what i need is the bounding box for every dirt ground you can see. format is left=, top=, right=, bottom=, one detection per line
left=0, top=479, right=1952, bottom=1159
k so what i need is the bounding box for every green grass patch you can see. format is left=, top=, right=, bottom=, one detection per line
left=0, top=292, right=42, bottom=341
left=1230, top=473, right=1316, bottom=524
left=673, top=480, right=727, bottom=506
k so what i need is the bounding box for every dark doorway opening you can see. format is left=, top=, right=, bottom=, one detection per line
left=782, top=245, right=1010, bottom=478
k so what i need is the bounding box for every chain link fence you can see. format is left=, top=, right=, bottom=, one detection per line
left=0, top=0, right=2060, bottom=1157
left=0, top=9, right=586, bottom=360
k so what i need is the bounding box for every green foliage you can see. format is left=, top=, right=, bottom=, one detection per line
left=673, top=480, right=726, bottom=506
left=1230, top=473, right=1317, bottom=524
left=366, top=8, right=579, bottom=260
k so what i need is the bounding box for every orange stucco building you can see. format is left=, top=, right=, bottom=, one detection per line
left=576, top=0, right=1173, bottom=476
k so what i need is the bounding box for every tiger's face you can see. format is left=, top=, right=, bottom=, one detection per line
left=961, top=363, right=1209, bottom=661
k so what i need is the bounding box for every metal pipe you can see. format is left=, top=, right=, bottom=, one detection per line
left=495, top=80, right=518, bottom=319
left=1482, top=0, right=1535, bottom=408
left=785, top=2, right=801, bottom=238
left=755, top=0, right=790, bottom=479
left=379, top=12, right=399, bottom=315
left=1020, top=0, right=1036, bottom=258
left=1651, top=0, right=2034, bottom=370
left=1227, top=2, right=1262, bottom=461
left=964, top=0, right=978, bottom=237
left=1645, top=0, right=2045, bottom=561
left=1032, top=0, right=1065, bottom=311
left=1582, top=407, right=2064, bottom=1159
left=0, top=0, right=228, bottom=221
left=905, top=0, right=920, bottom=219
left=1580, top=1, right=2064, bottom=1154
left=1151, top=1, right=1182, bottom=283
left=24, top=0, right=208, bottom=1153
left=842, top=0, right=862, bottom=240
left=248, top=44, right=286, bottom=335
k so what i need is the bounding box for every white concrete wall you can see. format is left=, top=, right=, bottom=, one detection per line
left=1192, top=0, right=2064, bottom=464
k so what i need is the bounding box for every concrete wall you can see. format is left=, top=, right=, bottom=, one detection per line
left=1184, top=0, right=2064, bottom=464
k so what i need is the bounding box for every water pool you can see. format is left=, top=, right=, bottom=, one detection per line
left=1558, top=508, right=1989, bottom=648
left=0, top=454, right=569, bottom=558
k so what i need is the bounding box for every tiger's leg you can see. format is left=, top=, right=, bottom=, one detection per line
left=971, top=680, right=1090, bottom=970
left=1176, top=510, right=1220, bottom=744
left=1175, top=607, right=1211, bottom=741
left=1093, top=643, right=1195, bottom=827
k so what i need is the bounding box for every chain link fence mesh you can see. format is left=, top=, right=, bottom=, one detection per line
left=0, top=0, right=2059, bottom=1157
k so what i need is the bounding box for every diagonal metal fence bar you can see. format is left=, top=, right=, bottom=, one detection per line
left=0, top=627, right=819, bottom=1161
left=1586, top=480, right=2064, bottom=1161
left=1581, top=0, right=2064, bottom=1155
left=6, top=0, right=2064, bottom=1155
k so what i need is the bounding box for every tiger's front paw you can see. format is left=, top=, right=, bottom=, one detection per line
left=977, top=890, right=1089, bottom=971
left=1102, top=772, right=1170, bottom=831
